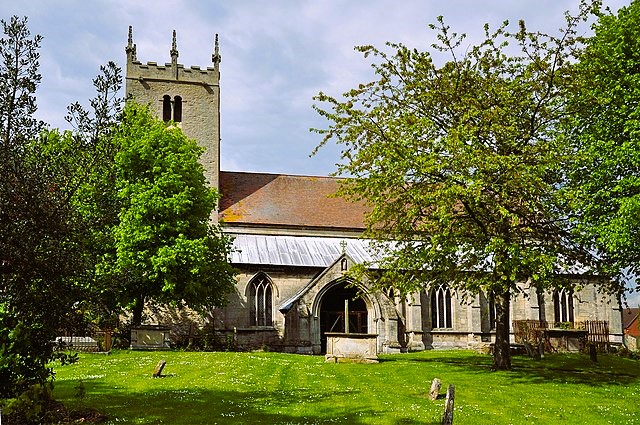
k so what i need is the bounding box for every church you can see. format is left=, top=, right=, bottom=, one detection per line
left=124, top=28, right=624, bottom=355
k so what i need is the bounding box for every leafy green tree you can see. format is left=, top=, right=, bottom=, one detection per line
left=313, top=6, right=600, bottom=370
left=566, top=0, right=640, bottom=300
left=61, top=61, right=125, bottom=327
left=0, top=16, right=81, bottom=404
left=101, top=102, right=236, bottom=325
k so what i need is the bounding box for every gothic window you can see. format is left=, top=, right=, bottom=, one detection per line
left=536, top=290, right=546, bottom=322
left=553, top=288, right=574, bottom=324
left=488, top=292, right=497, bottom=331
left=249, top=274, right=273, bottom=327
left=430, top=285, right=452, bottom=329
left=173, top=96, right=182, bottom=122
left=162, top=95, right=172, bottom=122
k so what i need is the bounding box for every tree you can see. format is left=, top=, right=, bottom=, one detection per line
left=0, top=16, right=81, bottom=404
left=61, top=61, right=125, bottom=328
left=566, top=0, right=640, bottom=300
left=101, top=102, right=236, bottom=325
left=313, top=5, right=600, bottom=370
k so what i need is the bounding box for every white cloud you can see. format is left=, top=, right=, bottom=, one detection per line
left=1, top=0, right=630, bottom=175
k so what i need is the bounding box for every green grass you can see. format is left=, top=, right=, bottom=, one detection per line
left=51, top=349, right=640, bottom=424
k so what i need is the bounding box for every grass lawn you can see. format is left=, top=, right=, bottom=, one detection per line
left=51, top=349, right=640, bottom=424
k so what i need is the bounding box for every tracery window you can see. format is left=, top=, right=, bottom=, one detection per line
left=553, top=288, right=574, bottom=324
left=249, top=274, right=273, bottom=327
left=430, top=285, right=452, bottom=329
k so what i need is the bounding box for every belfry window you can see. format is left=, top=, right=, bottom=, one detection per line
left=249, top=274, right=273, bottom=327
left=162, top=95, right=171, bottom=121
left=161, top=95, right=183, bottom=122
left=553, top=288, right=574, bottom=324
left=431, top=285, right=452, bottom=329
left=173, top=96, right=182, bottom=122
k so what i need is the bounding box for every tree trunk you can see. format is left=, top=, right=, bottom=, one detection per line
left=493, top=289, right=512, bottom=371
left=131, top=294, right=145, bottom=326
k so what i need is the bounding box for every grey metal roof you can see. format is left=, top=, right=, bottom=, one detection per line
left=228, top=233, right=380, bottom=267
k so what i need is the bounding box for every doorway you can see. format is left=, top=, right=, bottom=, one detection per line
left=319, top=284, right=368, bottom=353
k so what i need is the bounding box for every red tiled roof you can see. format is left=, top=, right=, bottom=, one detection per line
left=623, top=308, right=640, bottom=336
left=218, top=171, right=368, bottom=230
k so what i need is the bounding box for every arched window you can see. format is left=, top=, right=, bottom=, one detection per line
left=553, top=288, right=574, bottom=324
left=162, top=95, right=171, bottom=122
left=173, top=96, right=182, bottom=122
left=488, top=292, right=497, bottom=331
left=249, top=274, right=272, bottom=327
left=340, top=258, right=348, bottom=271
left=430, top=285, right=452, bottom=329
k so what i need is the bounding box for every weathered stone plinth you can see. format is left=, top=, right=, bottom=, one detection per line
left=130, top=325, right=171, bottom=350
left=324, top=332, right=378, bottom=362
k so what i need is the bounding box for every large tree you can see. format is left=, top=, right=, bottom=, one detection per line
left=313, top=6, right=600, bottom=370
left=100, top=102, right=236, bottom=325
left=566, top=0, right=640, bottom=301
left=0, top=16, right=82, bottom=404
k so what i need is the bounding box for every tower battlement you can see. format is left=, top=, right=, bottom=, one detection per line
left=127, top=61, right=219, bottom=86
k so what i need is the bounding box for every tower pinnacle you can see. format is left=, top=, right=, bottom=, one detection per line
left=126, top=25, right=137, bottom=62
left=170, top=30, right=179, bottom=66
left=212, top=34, right=221, bottom=71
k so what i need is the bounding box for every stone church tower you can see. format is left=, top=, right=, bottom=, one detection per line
left=124, top=27, right=221, bottom=193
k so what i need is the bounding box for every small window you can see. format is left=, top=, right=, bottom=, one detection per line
left=249, top=274, right=273, bottom=327
left=173, top=96, right=182, bottom=122
left=537, top=290, right=546, bottom=322
left=553, top=289, right=574, bottom=324
left=430, top=285, right=452, bottom=329
left=340, top=258, right=348, bottom=271
left=162, top=95, right=171, bottom=122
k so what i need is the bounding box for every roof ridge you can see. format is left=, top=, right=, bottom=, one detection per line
left=220, top=170, right=347, bottom=180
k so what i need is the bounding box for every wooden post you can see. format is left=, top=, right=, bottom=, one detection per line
left=104, top=329, right=112, bottom=352
left=153, top=360, right=166, bottom=378
left=344, top=299, right=349, bottom=334
left=429, top=378, right=441, bottom=401
left=442, top=384, right=455, bottom=425
left=589, top=343, right=598, bottom=363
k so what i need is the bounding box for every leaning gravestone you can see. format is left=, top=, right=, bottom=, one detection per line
left=442, top=384, right=455, bottom=424
left=429, top=378, right=441, bottom=401
left=153, top=360, right=166, bottom=378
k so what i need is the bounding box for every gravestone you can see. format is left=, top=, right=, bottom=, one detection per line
left=442, top=384, right=455, bottom=425
left=429, top=378, right=441, bottom=401
left=153, top=360, right=166, bottom=378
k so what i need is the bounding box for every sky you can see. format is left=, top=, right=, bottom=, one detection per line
left=3, top=0, right=638, bottom=305
left=1, top=0, right=627, bottom=175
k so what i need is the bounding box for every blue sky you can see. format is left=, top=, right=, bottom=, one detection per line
left=3, top=0, right=637, bottom=305
left=1, top=0, right=626, bottom=175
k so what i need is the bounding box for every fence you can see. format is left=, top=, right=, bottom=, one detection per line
left=55, top=328, right=113, bottom=352
left=582, top=320, right=610, bottom=352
